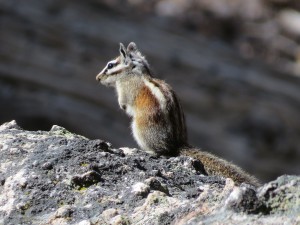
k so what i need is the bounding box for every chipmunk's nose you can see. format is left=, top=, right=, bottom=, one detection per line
left=96, top=71, right=104, bottom=81
left=96, top=73, right=101, bottom=81
left=96, top=68, right=107, bottom=81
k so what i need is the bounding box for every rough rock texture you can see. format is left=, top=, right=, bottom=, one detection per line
left=0, top=121, right=299, bottom=225
left=1, top=0, right=300, bottom=183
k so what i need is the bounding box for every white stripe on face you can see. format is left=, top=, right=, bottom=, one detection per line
left=105, top=57, right=129, bottom=75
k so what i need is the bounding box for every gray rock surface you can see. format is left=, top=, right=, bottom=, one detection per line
left=0, top=120, right=299, bottom=225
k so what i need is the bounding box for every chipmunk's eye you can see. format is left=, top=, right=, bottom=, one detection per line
left=107, top=63, right=114, bottom=69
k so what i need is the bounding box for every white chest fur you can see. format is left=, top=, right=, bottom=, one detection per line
left=116, top=78, right=142, bottom=117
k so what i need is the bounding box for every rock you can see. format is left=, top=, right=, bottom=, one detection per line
left=257, top=175, right=300, bottom=214
left=101, top=208, right=119, bottom=222
left=145, top=177, right=170, bottom=195
left=0, top=120, right=21, bottom=131
left=1, top=0, right=300, bottom=183
left=71, top=171, right=103, bottom=188
left=54, top=205, right=74, bottom=218
left=0, top=121, right=299, bottom=224
left=131, top=182, right=151, bottom=197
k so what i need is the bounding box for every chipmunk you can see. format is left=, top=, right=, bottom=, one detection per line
left=96, top=42, right=260, bottom=187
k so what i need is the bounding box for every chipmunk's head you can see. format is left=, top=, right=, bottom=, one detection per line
left=96, top=42, right=151, bottom=87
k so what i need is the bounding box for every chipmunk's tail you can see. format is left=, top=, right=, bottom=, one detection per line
left=180, top=147, right=260, bottom=187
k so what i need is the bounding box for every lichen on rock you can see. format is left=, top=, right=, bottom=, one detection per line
left=0, top=121, right=299, bottom=224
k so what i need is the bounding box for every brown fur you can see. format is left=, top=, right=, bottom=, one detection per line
left=135, top=85, right=162, bottom=126
left=181, top=148, right=260, bottom=187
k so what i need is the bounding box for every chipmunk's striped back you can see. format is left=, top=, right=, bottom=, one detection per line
left=133, top=77, right=187, bottom=155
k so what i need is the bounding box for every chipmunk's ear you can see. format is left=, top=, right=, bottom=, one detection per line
left=119, top=43, right=127, bottom=59
left=127, top=42, right=137, bottom=52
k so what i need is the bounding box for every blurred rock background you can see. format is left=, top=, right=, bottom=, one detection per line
left=1, top=0, right=300, bottom=182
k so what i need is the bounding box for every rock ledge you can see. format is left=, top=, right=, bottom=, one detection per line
left=0, top=121, right=299, bottom=225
